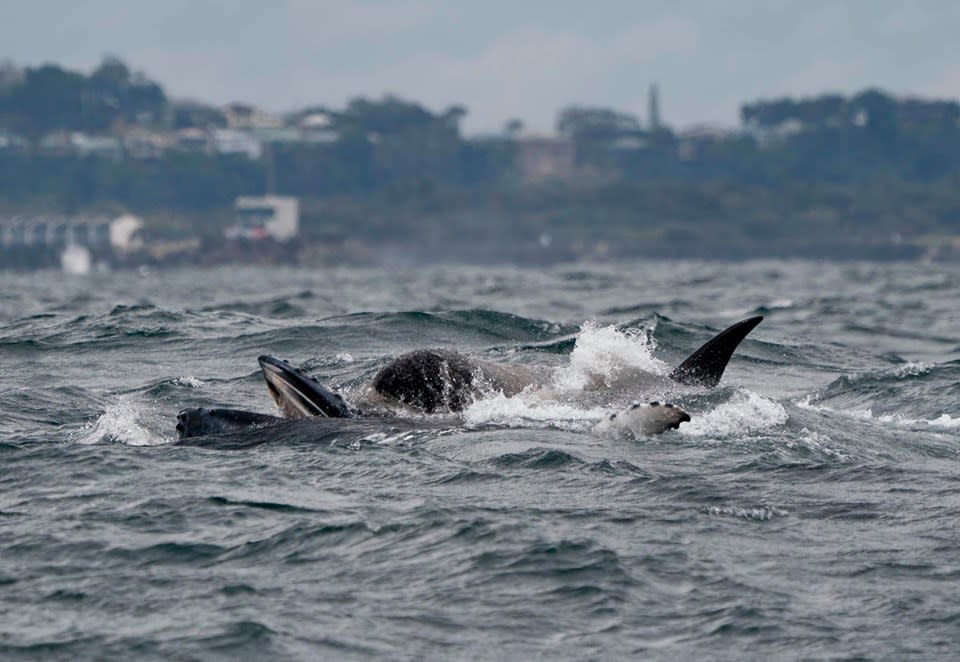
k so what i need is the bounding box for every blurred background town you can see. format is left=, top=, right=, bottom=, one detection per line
left=2, top=51, right=959, bottom=271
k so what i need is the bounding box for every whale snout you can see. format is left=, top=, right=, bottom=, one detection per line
left=258, top=354, right=356, bottom=419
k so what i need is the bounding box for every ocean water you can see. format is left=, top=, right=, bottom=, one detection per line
left=1, top=260, right=959, bottom=660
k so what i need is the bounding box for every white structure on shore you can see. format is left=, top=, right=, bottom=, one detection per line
left=225, top=196, right=299, bottom=241
left=0, top=213, right=144, bottom=252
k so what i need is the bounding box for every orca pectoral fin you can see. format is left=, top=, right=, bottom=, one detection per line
left=669, top=316, right=763, bottom=388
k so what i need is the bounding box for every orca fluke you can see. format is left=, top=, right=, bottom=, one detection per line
left=668, top=316, right=764, bottom=388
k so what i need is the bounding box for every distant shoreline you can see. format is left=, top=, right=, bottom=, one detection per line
left=1, top=234, right=947, bottom=272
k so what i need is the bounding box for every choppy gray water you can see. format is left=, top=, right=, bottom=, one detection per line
left=2, top=261, right=959, bottom=660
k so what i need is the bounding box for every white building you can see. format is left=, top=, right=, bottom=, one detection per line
left=513, top=135, right=576, bottom=182
left=298, top=112, right=338, bottom=143
left=109, top=214, right=145, bottom=252
left=212, top=129, right=262, bottom=160
left=226, top=196, right=299, bottom=242
left=124, top=129, right=170, bottom=159
left=0, top=214, right=143, bottom=251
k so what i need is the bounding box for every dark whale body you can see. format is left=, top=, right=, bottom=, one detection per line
left=373, top=349, right=477, bottom=413
left=372, top=349, right=539, bottom=413
left=371, top=315, right=764, bottom=413
left=176, top=316, right=763, bottom=441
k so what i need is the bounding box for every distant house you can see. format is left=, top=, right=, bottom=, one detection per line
left=225, top=196, right=299, bottom=241
left=250, top=126, right=302, bottom=145
left=212, top=129, right=262, bottom=160
left=513, top=135, right=576, bottom=181
left=223, top=103, right=282, bottom=130
left=123, top=129, right=170, bottom=159
left=174, top=128, right=211, bottom=153
left=0, top=61, right=23, bottom=91
left=677, top=125, right=733, bottom=161
left=74, top=134, right=123, bottom=159
left=38, top=132, right=122, bottom=159
left=742, top=118, right=805, bottom=148
left=298, top=112, right=338, bottom=143
left=0, top=131, right=28, bottom=153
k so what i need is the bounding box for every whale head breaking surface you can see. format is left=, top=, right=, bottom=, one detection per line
left=609, top=401, right=692, bottom=437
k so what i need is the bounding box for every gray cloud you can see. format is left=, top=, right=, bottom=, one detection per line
left=2, top=0, right=958, bottom=132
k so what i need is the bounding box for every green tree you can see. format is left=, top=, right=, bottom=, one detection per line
left=555, top=105, right=641, bottom=142
left=171, top=101, right=227, bottom=129
left=848, top=89, right=898, bottom=142
left=336, top=95, right=438, bottom=136
left=0, top=64, right=86, bottom=140
left=504, top=118, right=524, bottom=137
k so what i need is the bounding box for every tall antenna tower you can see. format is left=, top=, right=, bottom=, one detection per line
left=648, top=83, right=661, bottom=132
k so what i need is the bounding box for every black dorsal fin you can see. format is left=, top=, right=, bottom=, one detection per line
left=668, top=316, right=763, bottom=388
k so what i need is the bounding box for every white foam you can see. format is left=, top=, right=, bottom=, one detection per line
left=872, top=412, right=960, bottom=429
left=927, top=414, right=960, bottom=429
left=357, top=429, right=432, bottom=447
left=890, top=362, right=933, bottom=379
left=75, top=396, right=167, bottom=446
left=173, top=376, right=203, bottom=388
left=551, top=321, right=668, bottom=391
left=679, top=390, right=788, bottom=437
left=463, top=391, right=604, bottom=432
left=769, top=298, right=795, bottom=309
left=703, top=505, right=789, bottom=520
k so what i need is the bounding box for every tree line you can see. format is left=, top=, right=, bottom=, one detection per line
left=1, top=57, right=960, bottom=254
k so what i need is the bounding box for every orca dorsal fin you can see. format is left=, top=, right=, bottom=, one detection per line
left=668, top=316, right=763, bottom=388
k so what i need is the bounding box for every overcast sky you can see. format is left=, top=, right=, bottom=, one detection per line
left=2, top=1, right=958, bottom=134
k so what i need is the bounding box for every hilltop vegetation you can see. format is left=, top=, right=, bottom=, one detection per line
left=2, top=56, right=960, bottom=260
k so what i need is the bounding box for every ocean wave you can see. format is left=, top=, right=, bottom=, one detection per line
left=319, top=309, right=572, bottom=345
left=6, top=262, right=960, bottom=660
left=489, top=447, right=584, bottom=470
left=830, top=362, right=935, bottom=385
left=197, top=290, right=316, bottom=318
left=797, top=397, right=960, bottom=430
